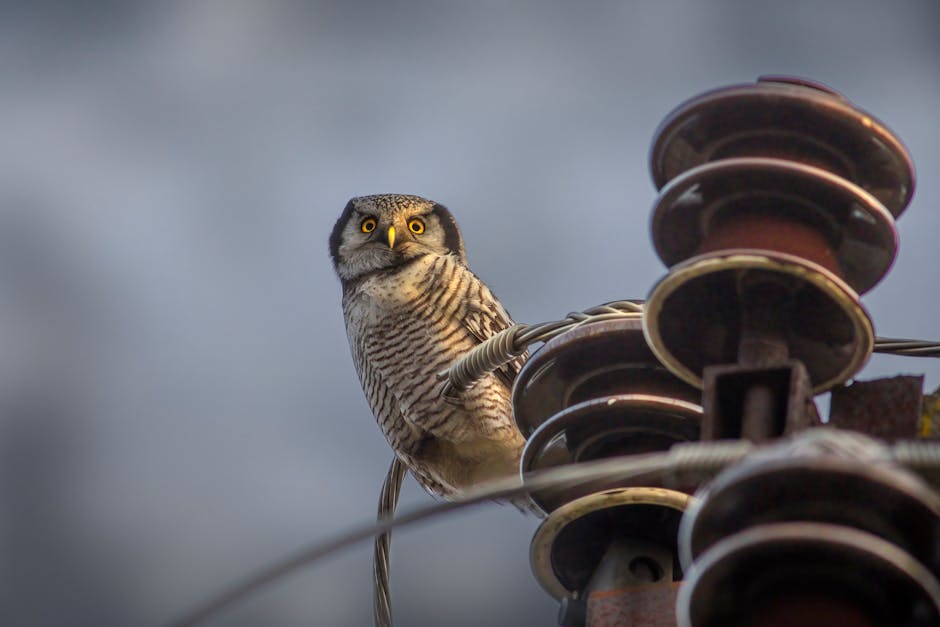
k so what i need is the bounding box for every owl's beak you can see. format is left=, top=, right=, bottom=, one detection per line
left=385, top=226, right=396, bottom=248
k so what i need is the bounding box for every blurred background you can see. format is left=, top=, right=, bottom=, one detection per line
left=1, top=1, right=938, bottom=625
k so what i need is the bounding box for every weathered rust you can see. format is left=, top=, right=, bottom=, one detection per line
left=829, top=375, right=924, bottom=441
left=586, top=582, right=680, bottom=627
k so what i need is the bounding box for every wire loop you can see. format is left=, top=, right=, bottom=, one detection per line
left=438, top=300, right=644, bottom=400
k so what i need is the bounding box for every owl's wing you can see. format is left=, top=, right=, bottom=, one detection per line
left=460, top=267, right=527, bottom=391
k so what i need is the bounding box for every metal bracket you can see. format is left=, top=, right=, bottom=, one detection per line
left=701, top=360, right=819, bottom=442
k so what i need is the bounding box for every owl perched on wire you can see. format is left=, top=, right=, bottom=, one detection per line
left=330, top=194, right=530, bottom=507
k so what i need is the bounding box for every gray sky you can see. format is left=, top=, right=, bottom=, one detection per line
left=1, top=1, right=938, bottom=626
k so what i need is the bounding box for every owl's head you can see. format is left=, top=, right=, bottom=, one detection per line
left=330, top=194, right=467, bottom=282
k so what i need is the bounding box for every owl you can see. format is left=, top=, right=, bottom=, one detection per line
left=329, top=194, right=528, bottom=504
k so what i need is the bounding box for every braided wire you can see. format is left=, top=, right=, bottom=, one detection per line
left=873, top=337, right=940, bottom=358
left=168, top=436, right=940, bottom=627
left=367, top=307, right=932, bottom=627
left=438, top=300, right=644, bottom=399
left=438, top=301, right=940, bottom=399
left=441, top=324, right=530, bottom=402
left=167, top=441, right=751, bottom=627
left=891, top=440, right=940, bottom=469
left=373, top=457, right=407, bottom=627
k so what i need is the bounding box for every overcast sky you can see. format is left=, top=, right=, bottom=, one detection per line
left=1, top=1, right=939, bottom=626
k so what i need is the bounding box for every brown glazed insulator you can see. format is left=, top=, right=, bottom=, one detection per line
left=513, top=318, right=701, bottom=438
left=678, top=451, right=940, bottom=568
left=698, top=212, right=840, bottom=277
left=650, top=157, right=898, bottom=295
left=677, top=523, right=940, bottom=627
left=643, top=250, right=874, bottom=392
left=520, top=394, right=702, bottom=512
left=512, top=318, right=703, bottom=512
left=649, top=77, right=915, bottom=218
left=530, top=488, right=690, bottom=600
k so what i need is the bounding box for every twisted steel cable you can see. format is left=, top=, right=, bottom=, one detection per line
left=439, top=300, right=644, bottom=400
left=373, top=300, right=643, bottom=621
left=393, top=299, right=940, bottom=625
left=167, top=441, right=753, bottom=627
left=374, top=457, right=407, bottom=627
left=169, top=299, right=940, bottom=627
left=168, top=434, right=940, bottom=627
left=439, top=301, right=940, bottom=398
left=873, top=337, right=940, bottom=358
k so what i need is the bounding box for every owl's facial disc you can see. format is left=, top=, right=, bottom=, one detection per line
left=330, top=195, right=468, bottom=282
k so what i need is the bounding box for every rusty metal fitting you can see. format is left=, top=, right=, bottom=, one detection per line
left=700, top=360, right=819, bottom=442
left=586, top=582, right=681, bottom=627
left=829, top=375, right=926, bottom=441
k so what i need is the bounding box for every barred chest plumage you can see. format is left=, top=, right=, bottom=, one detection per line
left=342, top=253, right=524, bottom=497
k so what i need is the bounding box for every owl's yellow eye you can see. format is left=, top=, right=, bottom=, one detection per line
left=408, top=218, right=425, bottom=235
left=360, top=218, right=377, bottom=233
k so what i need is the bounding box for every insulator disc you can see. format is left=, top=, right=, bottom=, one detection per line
left=513, top=318, right=699, bottom=437
left=521, top=393, right=702, bottom=512
left=651, top=157, right=898, bottom=294
left=530, top=487, right=691, bottom=599
left=649, top=78, right=915, bottom=217
left=678, top=453, right=940, bottom=572
left=677, top=523, right=940, bottom=627
left=643, top=250, right=874, bottom=393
